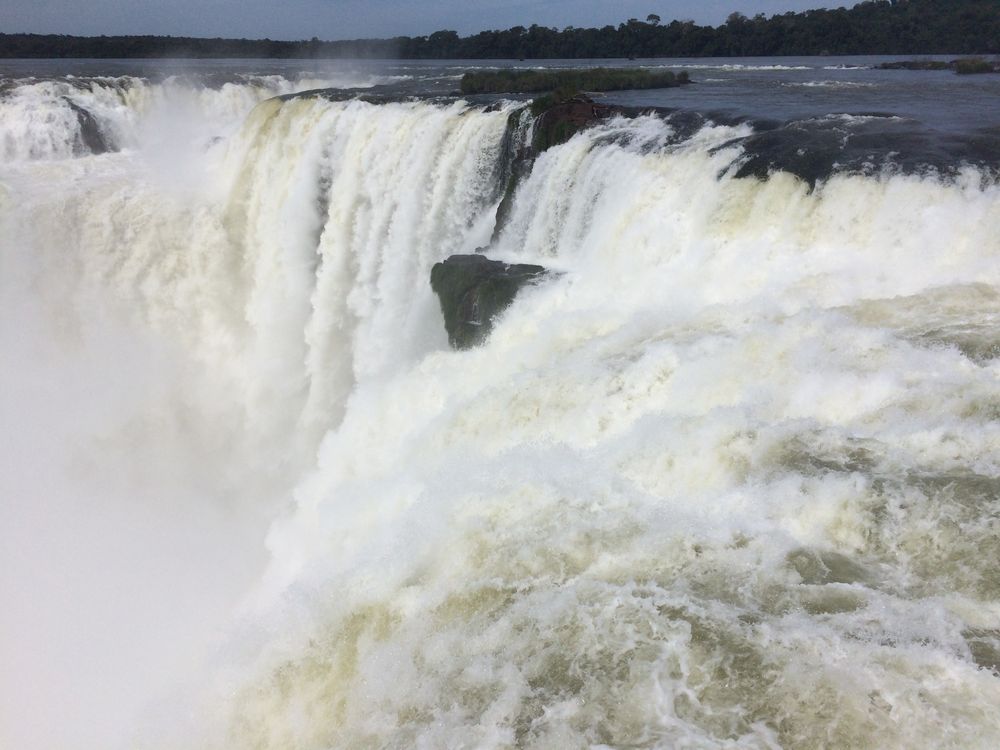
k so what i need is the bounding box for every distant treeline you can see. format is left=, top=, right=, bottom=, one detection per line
left=2, top=0, right=999, bottom=60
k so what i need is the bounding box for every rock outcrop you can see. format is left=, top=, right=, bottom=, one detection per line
left=493, top=94, right=617, bottom=238
left=531, top=94, right=615, bottom=152
left=64, top=98, right=110, bottom=155
left=430, top=254, right=547, bottom=349
left=434, top=95, right=614, bottom=347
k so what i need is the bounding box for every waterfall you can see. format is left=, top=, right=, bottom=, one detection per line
left=3, top=79, right=1000, bottom=749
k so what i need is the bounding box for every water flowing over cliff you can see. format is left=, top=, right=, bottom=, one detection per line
left=3, top=71, right=1000, bottom=749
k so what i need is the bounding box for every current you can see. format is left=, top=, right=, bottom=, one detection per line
left=2, top=56, right=999, bottom=750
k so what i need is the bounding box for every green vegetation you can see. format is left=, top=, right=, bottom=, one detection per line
left=529, top=87, right=582, bottom=116
left=460, top=68, right=689, bottom=95
left=531, top=112, right=587, bottom=152
left=2, top=0, right=999, bottom=59
left=955, top=57, right=998, bottom=74
left=878, top=57, right=999, bottom=74
left=876, top=60, right=953, bottom=70
left=430, top=255, right=547, bottom=349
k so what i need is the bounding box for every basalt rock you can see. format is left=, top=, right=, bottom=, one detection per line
left=531, top=94, right=615, bottom=152
left=492, top=146, right=535, bottom=241
left=716, top=115, right=1000, bottom=187
left=493, top=94, right=618, bottom=239
left=64, top=98, right=109, bottom=155
left=430, top=254, right=547, bottom=349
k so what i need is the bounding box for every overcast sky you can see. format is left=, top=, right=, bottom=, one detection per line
left=7, top=0, right=841, bottom=40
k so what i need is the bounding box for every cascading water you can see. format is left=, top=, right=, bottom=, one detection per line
left=2, top=68, right=1000, bottom=749
left=0, top=71, right=409, bottom=161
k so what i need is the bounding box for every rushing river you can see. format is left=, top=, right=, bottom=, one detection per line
left=2, top=57, right=1000, bottom=749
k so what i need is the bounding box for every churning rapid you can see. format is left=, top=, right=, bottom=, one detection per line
left=2, top=64, right=1000, bottom=749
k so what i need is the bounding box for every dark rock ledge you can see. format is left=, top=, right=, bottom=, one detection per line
left=430, top=93, right=619, bottom=349
left=64, top=98, right=110, bottom=155
left=430, top=254, right=547, bottom=350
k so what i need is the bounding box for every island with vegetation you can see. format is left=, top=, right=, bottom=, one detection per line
left=2, top=0, right=999, bottom=59
left=878, top=57, right=1000, bottom=73
left=955, top=58, right=1000, bottom=73
left=459, top=68, right=689, bottom=95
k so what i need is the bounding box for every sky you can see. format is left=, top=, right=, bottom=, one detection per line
left=6, top=0, right=840, bottom=40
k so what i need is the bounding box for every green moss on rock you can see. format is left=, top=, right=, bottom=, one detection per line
left=430, top=254, right=547, bottom=349
left=531, top=93, right=615, bottom=152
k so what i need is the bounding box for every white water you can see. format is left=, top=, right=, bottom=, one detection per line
left=2, top=76, right=1000, bottom=749
left=0, top=72, right=405, bottom=161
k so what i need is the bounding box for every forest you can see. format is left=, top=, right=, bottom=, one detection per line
left=2, top=0, right=999, bottom=59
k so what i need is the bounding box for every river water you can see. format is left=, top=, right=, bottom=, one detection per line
left=2, top=57, right=999, bottom=749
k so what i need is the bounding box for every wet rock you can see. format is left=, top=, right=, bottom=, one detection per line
left=491, top=151, right=533, bottom=241
left=430, top=254, right=547, bottom=349
left=490, top=109, right=534, bottom=239
left=964, top=628, right=1000, bottom=672
left=64, top=98, right=109, bottom=155
left=493, top=94, right=618, bottom=238
left=716, top=116, right=1000, bottom=187
left=787, top=548, right=872, bottom=586
left=531, top=93, right=615, bottom=152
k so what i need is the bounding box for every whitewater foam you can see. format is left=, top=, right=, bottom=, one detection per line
left=670, top=63, right=813, bottom=71
left=787, top=80, right=878, bottom=88
left=3, top=85, right=1000, bottom=750
left=0, top=72, right=404, bottom=161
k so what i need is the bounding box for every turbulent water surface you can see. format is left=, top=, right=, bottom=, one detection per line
left=2, top=57, right=1000, bottom=749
